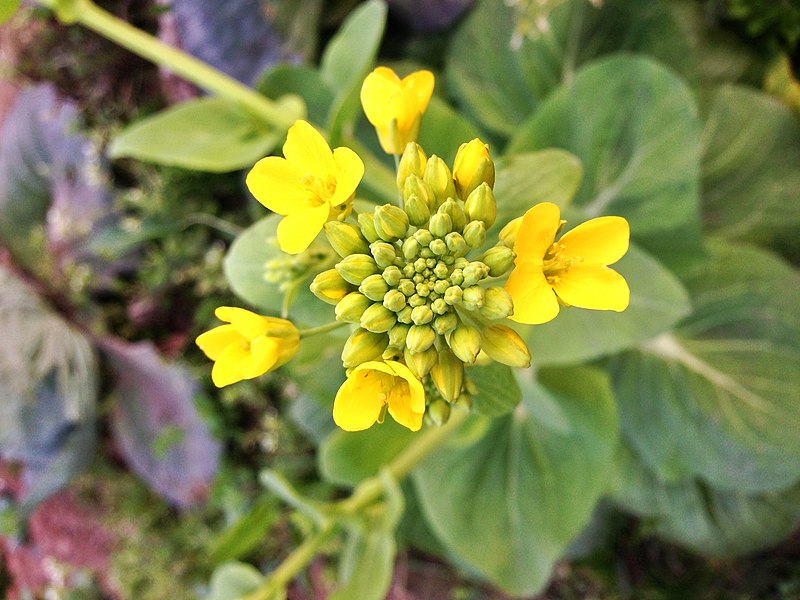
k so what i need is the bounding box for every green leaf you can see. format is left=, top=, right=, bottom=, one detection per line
left=612, top=444, right=800, bottom=557
left=0, top=0, right=20, bottom=23
left=701, top=85, right=800, bottom=246
left=223, top=214, right=337, bottom=326
left=320, top=0, right=387, bottom=144
left=468, top=362, right=521, bottom=417
left=446, top=0, right=693, bottom=138
left=209, top=496, right=279, bottom=565
left=525, top=244, right=691, bottom=365
left=257, top=64, right=334, bottom=126
left=207, top=562, right=265, bottom=600
left=610, top=241, right=800, bottom=494
left=417, top=95, right=482, bottom=165
left=508, top=55, right=704, bottom=273
left=413, top=366, right=618, bottom=596
left=108, top=96, right=304, bottom=172
left=330, top=517, right=397, bottom=600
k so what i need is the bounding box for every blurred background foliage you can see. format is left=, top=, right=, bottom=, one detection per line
left=0, top=0, right=799, bottom=598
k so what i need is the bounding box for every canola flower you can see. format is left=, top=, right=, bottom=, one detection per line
left=197, top=66, right=631, bottom=433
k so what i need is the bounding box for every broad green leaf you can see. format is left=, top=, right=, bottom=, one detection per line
left=209, top=496, right=280, bottom=565
left=446, top=0, right=692, bottom=138
left=208, top=562, right=265, bottom=600
left=320, top=0, right=387, bottom=144
left=508, top=55, right=704, bottom=273
left=612, top=444, right=800, bottom=557
left=701, top=85, right=800, bottom=246
left=468, top=362, right=521, bottom=417
left=0, top=0, right=20, bottom=23
left=257, top=64, right=334, bottom=126
left=330, top=525, right=396, bottom=600
left=417, top=95, right=482, bottom=165
left=223, top=214, right=337, bottom=326
left=610, top=241, right=800, bottom=493
left=413, top=366, right=618, bottom=596
left=108, top=96, right=304, bottom=172
left=525, top=244, right=691, bottom=365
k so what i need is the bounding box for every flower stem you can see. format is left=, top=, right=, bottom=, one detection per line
left=298, top=321, right=348, bottom=338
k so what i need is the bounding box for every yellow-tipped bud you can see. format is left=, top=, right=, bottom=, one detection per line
left=448, top=324, right=482, bottom=364
left=481, top=245, right=516, bottom=277
left=404, top=345, right=438, bottom=378
left=357, top=211, right=380, bottom=243
left=335, top=254, right=379, bottom=285
left=404, top=174, right=432, bottom=208
left=374, top=204, right=410, bottom=241
left=404, top=194, right=431, bottom=227
left=406, top=324, right=436, bottom=353
left=396, top=142, right=427, bottom=190
left=359, top=273, right=390, bottom=301
left=438, top=198, right=467, bottom=231
left=464, top=183, right=497, bottom=228
left=480, top=286, right=514, bottom=320
left=310, top=269, right=354, bottom=304
left=423, top=155, right=456, bottom=207
left=430, top=348, right=464, bottom=403
left=410, top=305, right=434, bottom=325
left=453, top=138, right=495, bottom=200
left=342, top=328, right=389, bottom=368
left=360, top=303, right=397, bottom=333
left=427, top=398, right=451, bottom=426
left=324, top=221, right=370, bottom=257
left=383, top=289, right=407, bottom=312
left=335, top=292, right=373, bottom=323
left=429, top=213, right=453, bottom=238
left=370, top=242, right=397, bottom=269
left=481, top=324, right=531, bottom=368
left=462, top=220, right=486, bottom=248
left=388, top=322, right=411, bottom=347
left=498, top=217, right=523, bottom=247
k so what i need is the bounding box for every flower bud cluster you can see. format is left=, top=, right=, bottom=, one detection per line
left=311, top=141, right=531, bottom=410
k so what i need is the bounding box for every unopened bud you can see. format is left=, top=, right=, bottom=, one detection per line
left=383, top=289, right=407, bottom=312
left=481, top=245, right=515, bottom=277
left=498, top=217, right=523, bottom=247
left=448, top=324, right=482, bottom=363
left=445, top=232, right=468, bottom=257
left=462, top=220, right=486, bottom=248
left=342, top=328, right=389, bottom=368
left=462, top=285, right=485, bottom=311
left=429, top=239, right=447, bottom=256
left=335, top=292, right=373, bottom=322
left=427, top=398, right=451, bottom=426
left=404, top=194, right=431, bottom=227
left=324, top=221, right=370, bottom=257
left=336, top=254, right=379, bottom=285
left=465, top=183, right=497, bottom=228
left=439, top=198, right=467, bottom=231
left=406, top=324, right=436, bottom=353
left=398, top=279, right=416, bottom=297
left=433, top=263, right=449, bottom=280
left=357, top=211, right=380, bottom=243
left=360, top=303, right=397, bottom=333
left=444, top=285, right=463, bottom=305
left=430, top=298, right=449, bottom=315
left=374, top=204, right=409, bottom=241
left=404, top=346, right=438, bottom=378
left=396, top=142, right=427, bottom=190
left=310, top=269, right=353, bottom=304
left=402, top=237, right=421, bottom=260
left=403, top=174, right=432, bottom=208
left=396, top=305, right=413, bottom=324
left=382, top=265, right=403, bottom=287
left=480, top=286, right=514, bottom=320
left=462, top=262, right=489, bottom=287
left=429, top=213, right=452, bottom=238
left=433, top=312, right=459, bottom=335
left=423, top=155, right=456, bottom=208
left=481, top=324, right=531, bottom=368
left=370, top=242, right=397, bottom=269
left=388, top=323, right=411, bottom=347
left=430, top=348, right=464, bottom=403
left=453, top=138, right=495, bottom=200
left=413, top=229, right=434, bottom=247
left=411, top=305, right=434, bottom=325
left=360, top=273, right=390, bottom=301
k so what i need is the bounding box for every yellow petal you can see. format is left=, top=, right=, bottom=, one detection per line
left=215, top=306, right=270, bottom=340
left=276, top=202, right=330, bottom=254
left=505, top=262, right=560, bottom=324
left=243, top=335, right=280, bottom=379
left=360, top=67, right=402, bottom=127
left=332, top=366, right=390, bottom=432
left=330, top=146, right=364, bottom=208
left=514, top=202, right=561, bottom=266
left=246, top=156, right=313, bottom=215
left=211, top=342, right=249, bottom=387
left=387, top=396, right=424, bottom=432
left=559, top=216, right=630, bottom=265
left=385, top=361, right=426, bottom=413
left=402, top=70, right=434, bottom=115
left=551, top=264, right=630, bottom=312
left=196, top=324, right=242, bottom=361
left=283, top=120, right=336, bottom=177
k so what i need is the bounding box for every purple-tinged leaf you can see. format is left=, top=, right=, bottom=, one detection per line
left=100, top=338, right=221, bottom=507
left=160, top=0, right=291, bottom=87
left=388, top=0, right=474, bottom=33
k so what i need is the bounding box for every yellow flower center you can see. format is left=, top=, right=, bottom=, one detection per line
left=542, top=242, right=582, bottom=284
left=301, top=173, right=337, bottom=202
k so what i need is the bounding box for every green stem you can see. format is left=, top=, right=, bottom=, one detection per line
left=40, top=0, right=295, bottom=129
left=298, top=321, right=348, bottom=338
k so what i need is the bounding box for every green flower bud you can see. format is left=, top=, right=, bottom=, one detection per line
left=462, top=262, right=488, bottom=287
left=374, top=204, right=409, bottom=241
left=481, top=324, right=531, bottom=368
left=462, top=285, right=485, bottom=311
left=423, top=155, right=456, bottom=208
left=429, top=238, right=447, bottom=256
left=408, top=293, right=426, bottom=307
left=336, top=254, right=379, bottom=285
left=404, top=346, right=438, bottom=378
left=448, top=324, right=482, bottom=364
left=402, top=263, right=416, bottom=278
left=404, top=193, right=431, bottom=227
left=464, top=183, right=497, bottom=228
left=429, top=213, right=452, bottom=238
left=397, top=142, right=427, bottom=190
left=406, top=324, right=436, bottom=353
left=383, top=289, right=407, bottom=312
left=360, top=302, right=397, bottom=333
left=445, top=232, right=468, bottom=257
left=430, top=348, right=464, bottom=403
left=382, top=265, right=403, bottom=287
left=396, top=305, right=413, bottom=324
left=398, top=279, right=416, bottom=297
left=335, top=292, right=373, bottom=323
left=426, top=398, right=451, bottom=426
left=430, top=298, right=449, bottom=315
left=481, top=245, right=515, bottom=277
left=388, top=322, right=411, bottom=348
left=433, top=312, right=459, bottom=335
left=415, top=282, right=431, bottom=297
left=310, top=269, right=354, bottom=304
left=342, top=328, right=389, bottom=368
left=403, top=174, right=432, bottom=209
left=462, top=220, right=486, bottom=248
left=323, top=221, right=370, bottom=257
left=480, top=286, right=515, bottom=320
left=359, top=273, right=390, bottom=301
left=357, top=211, right=380, bottom=243
left=413, top=229, right=433, bottom=247
left=439, top=198, right=467, bottom=231
left=498, top=217, right=523, bottom=248
left=402, top=237, right=420, bottom=260
left=382, top=346, right=403, bottom=361
left=444, top=285, right=463, bottom=305
left=370, top=241, right=397, bottom=269
left=411, top=305, right=434, bottom=325
left=453, top=138, right=495, bottom=200
left=454, top=257, right=469, bottom=269
left=419, top=247, right=434, bottom=259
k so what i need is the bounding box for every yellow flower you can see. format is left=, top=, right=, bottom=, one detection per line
left=333, top=360, right=426, bottom=432
left=505, top=202, right=630, bottom=325
left=196, top=307, right=300, bottom=387
left=360, top=67, right=435, bottom=155
left=246, top=120, right=364, bottom=254
left=452, top=138, right=495, bottom=199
